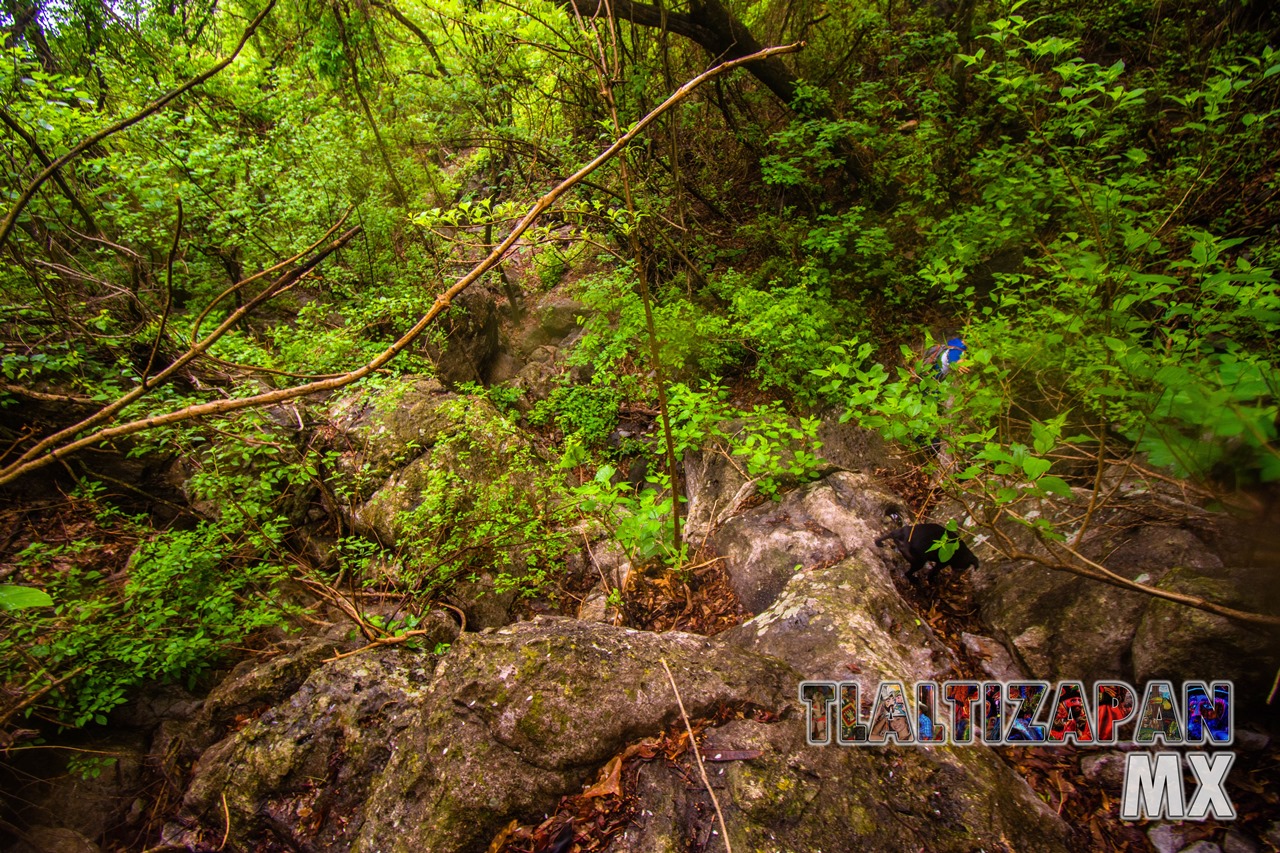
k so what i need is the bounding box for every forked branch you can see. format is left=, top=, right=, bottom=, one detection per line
left=0, top=0, right=278, bottom=250
left=0, top=43, right=804, bottom=488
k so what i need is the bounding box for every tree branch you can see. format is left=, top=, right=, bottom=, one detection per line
left=0, top=107, right=100, bottom=237
left=0, top=43, right=804, bottom=488
left=0, top=0, right=277, bottom=250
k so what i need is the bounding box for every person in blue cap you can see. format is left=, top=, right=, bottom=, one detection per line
left=919, top=333, right=968, bottom=457
left=924, top=335, right=968, bottom=380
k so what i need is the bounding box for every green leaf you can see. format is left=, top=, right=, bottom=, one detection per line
left=1022, top=456, right=1052, bottom=480
left=0, top=585, right=54, bottom=611
left=1036, top=476, right=1074, bottom=497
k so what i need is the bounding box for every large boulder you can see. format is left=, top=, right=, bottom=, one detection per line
left=715, top=472, right=956, bottom=687
left=710, top=471, right=907, bottom=615
left=327, top=376, right=539, bottom=549
left=327, top=375, right=453, bottom=497
left=971, top=508, right=1279, bottom=711
left=173, top=618, right=1071, bottom=853
left=615, top=713, right=1070, bottom=853
left=814, top=411, right=899, bottom=474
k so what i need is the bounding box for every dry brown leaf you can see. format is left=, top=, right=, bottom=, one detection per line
left=583, top=755, right=623, bottom=799
left=486, top=818, right=520, bottom=853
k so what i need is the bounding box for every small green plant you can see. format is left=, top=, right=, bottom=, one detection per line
left=530, top=380, right=621, bottom=447
left=668, top=382, right=824, bottom=499
left=66, top=753, right=117, bottom=781
left=573, top=466, right=685, bottom=565
left=535, top=246, right=570, bottom=288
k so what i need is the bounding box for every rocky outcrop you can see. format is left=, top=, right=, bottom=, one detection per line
left=327, top=375, right=539, bottom=553
left=424, top=285, right=501, bottom=388
left=155, top=457, right=1081, bottom=852
left=710, top=470, right=904, bottom=614
left=173, top=618, right=1070, bottom=853
left=970, top=503, right=1279, bottom=709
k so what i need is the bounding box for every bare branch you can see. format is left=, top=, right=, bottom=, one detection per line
left=141, top=199, right=183, bottom=385
left=0, top=0, right=278, bottom=250
left=0, top=218, right=360, bottom=484
left=0, top=44, right=804, bottom=488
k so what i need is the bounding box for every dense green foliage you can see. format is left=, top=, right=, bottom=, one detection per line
left=1, top=0, right=1276, bottom=736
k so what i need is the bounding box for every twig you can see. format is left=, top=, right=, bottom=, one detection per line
left=322, top=628, right=435, bottom=662
left=437, top=601, right=467, bottom=633
left=217, top=791, right=231, bottom=851
left=0, top=384, right=94, bottom=404
left=141, top=198, right=183, bottom=386
left=0, top=0, right=279, bottom=250
left=0, top=44, right=803, bottom=487
left=0, top=665, right=85, bottom=730
left=660, top=658, right=732, bottom=853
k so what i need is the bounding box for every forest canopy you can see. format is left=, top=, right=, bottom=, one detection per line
left=0, top=0, right=1277, bottom=735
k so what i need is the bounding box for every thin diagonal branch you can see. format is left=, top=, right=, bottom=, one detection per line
left=0, top=43, right=804, bottom=487
left=0, top=0, right=277, bottom=250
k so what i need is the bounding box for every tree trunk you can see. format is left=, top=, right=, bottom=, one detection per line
left=562, top=0, right=800, bottom=106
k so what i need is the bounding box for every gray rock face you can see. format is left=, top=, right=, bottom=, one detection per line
left=717, top=475, right=958, bottom=689
left=516, top=296, right=589, bottom=357
left=711, top=471, right=903, bottom=615
left=960, top=631, right=1028, bottom=682
left=971, top=518, right=1277, bottom=697
left=175, top=618, right=1070, bottom=853
left=682, top=439, right=754, bottom=544
left=813, top=412, right=898, bottom=474
left=615, top=715, right=1070, bottom=853
left=179, top=646, right=438, bottom=851
left=425, top=285, right=500, bottom=388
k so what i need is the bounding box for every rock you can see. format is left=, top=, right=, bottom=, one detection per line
left=713, top=473, right=959, bottom=687
left=510, top=354, right=562, bottom=404
left=971, top=518, right=1279, bottom=694
left=425, top=285, right=500, bottom=388
left=513, top=296, right=591, bottom=358
left=1148, top=822, right=1189, bottom=853
left=1178, top=843, right=1223, bottom=853
left=345, top=391, right=539, bottom=548
left=573, top=539, right=630, bottom=624
left=960, top=632, right=1027, bottom=682
left=178, top=620, right=789, bottom=851
left=682, top=439, right=754, bottom=544
left=180, top=646, right=439, bottom=851
left=5, top=733, right=146, bottom=843
left=177, top=618, right=1070, bottom=853
left=108, top=683, right=201, bottom=729
left=722, top=545, right=956, bottom=688
left=814, top=412, right=898, bottom=474
left=327, top=375, right=451, bottom=496
left=7, top=827, right=99, bottom=853
left=486, top=350, right=524, bottom=386
left=613, top=715, right=1071, bottom=853
left=1079, top=752, right=1127, bottom=787
left=710, top=471, right=902, bottom=614
left=448, top=571, right=516, bottom=631
left=1223, top=828, right=1260, bottom=853
left=1132, top=567, right=1274, bottom=691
